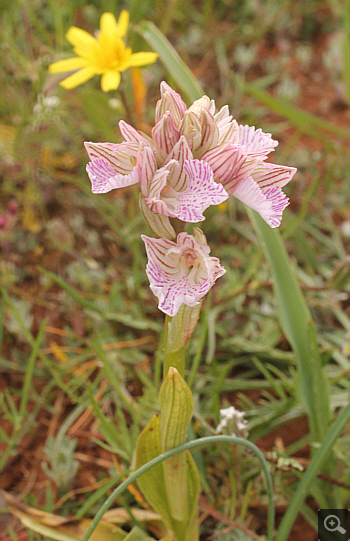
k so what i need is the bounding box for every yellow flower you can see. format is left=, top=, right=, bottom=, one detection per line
left=49, top=11, right=158, bottom=92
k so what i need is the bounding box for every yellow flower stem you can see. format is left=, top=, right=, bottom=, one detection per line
left=119, top=86, right=137, bottom=128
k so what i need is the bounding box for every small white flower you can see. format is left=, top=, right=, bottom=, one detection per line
left=216, top=406, right=248, bottom=438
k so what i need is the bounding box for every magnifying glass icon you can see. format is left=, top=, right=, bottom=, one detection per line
left=324, top=515, right=346, bottom=534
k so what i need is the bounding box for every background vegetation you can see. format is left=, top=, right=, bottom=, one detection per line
left=1, top=0, right=349, bottom=540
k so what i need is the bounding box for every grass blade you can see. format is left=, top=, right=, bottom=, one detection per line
left=248, top=210, right=330, bottom=443
left=242, top=79, right=350, bottom=140
left=136, top=21, right=203, bottom=102
left=344, top=0, right=350, bottom=103
left=276, top=403, right=350, bottom=541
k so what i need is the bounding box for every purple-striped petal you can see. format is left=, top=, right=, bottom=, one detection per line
left=118, top=120, right=152, bottom=146
left=164, top=135, right=193, bottom=164
left=214, top=107, right=238, bottom=145
left=86, top=157, right=140, bottom=193
left=152, top=112, right=180, bottom=160
left=179, top=111, right=202, bottom=153
left=198, top=108, right=219, bottom=156
left=156, top=81, right=187, bottom=124
left=84, top=141, right=139, bottom=175
left=142, top=233, right=226, bottom=316
left=145, top=167, right=176, bottom=218
left=238, top=124, right=278, bottom=157
left=202, top=144, right=257, bottom=191
left=169, top=160, right=228, bottom=222
left=144, top=158, right=228, bottom=223
left=188, top=95, right=215, bottom=116
left=163, top=137, right=193, bottom=193
left=252, top=162, right=297, bottom=189
left=231, top=175, right=290, bottom=228
left=138, top=145, right=158, bottom=194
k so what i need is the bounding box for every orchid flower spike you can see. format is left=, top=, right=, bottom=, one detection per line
left=153, top=82, right=297, bottom=227
left=84, top=81, right=296, bottom=228
left=142, top=231, right=226, bottom=317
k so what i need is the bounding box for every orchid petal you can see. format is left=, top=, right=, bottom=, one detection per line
left=188, top=95, right=213, bottom=115
left=152, top=112, right=180, bottom=159
left=163, top=137, right=193, bottom=193
left=86, top=157, right=139, bottom=193
left=214, top=107, right=239, bottom=145
left=119, top=120, right=151, bottom=146
left=168, top=159, right=228, bottom=222
left=144, top=167, right=176, bottom=218
left=138, top=145, right=158, bottom=194
left=198, top=107, right=219, bottom=156
left=84, top=141, right=139, bottom=174
left=238, top=124, right=278, bottom=157
left=156, top=81, right=187, bottom=124
left=252, top=162, right=297, bottom=189
left=164, top=136, right=193, bottom=164
left=179, top=111, right=202, bottom=153
left=202, top=143, right=257, bottom=191
left=142, top=233, right=226, bottom=316
left=231, top=175, right=290, bottom=228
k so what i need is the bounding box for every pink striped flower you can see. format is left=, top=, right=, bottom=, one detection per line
left=139, top=137, right=228, bottom=223
left=84, top=82, right=296, bottom=228
left=142, top=231, right=226, bottom=316
left=84, top=121, right=153, bottom=193
left=202, top=145, right=297, bottom=228
left=152, top=82, right=296, bottom=227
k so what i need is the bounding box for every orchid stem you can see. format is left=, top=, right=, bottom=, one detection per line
left=163, top=313, right=186, bottom=379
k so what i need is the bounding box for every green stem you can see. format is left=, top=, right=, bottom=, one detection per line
left=80, top=435, right=275, bottom=541
left=163, top=313, right=186, bottom=379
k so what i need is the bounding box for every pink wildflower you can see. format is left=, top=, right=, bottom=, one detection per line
left=142, top=232, right=226, bottom=316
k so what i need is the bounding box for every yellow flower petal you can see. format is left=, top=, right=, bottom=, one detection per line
left=100, top=12, right=117, bottom=35
left=128, top=52, right=158, bottom=67
left=101, top=70, right=121, bottom=92
left=49, top=57, right=89, bottom=74
left=116, top=10, right=129, bottom=37
left=60, top=66, right=96, bottom=89
left=66, top=27, right=97, bottom=50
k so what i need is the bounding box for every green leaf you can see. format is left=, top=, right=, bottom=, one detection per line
left=160, top=368, right=194, bottom=521
left=248, top=209, right=330, bottom=444
left=135, top=414, right=200, bottom=541
left=160, top=368, right=194, bottom=451
left=135, top=415, right=173, bottom=528
left=136, top=21, right=203, bottom=103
